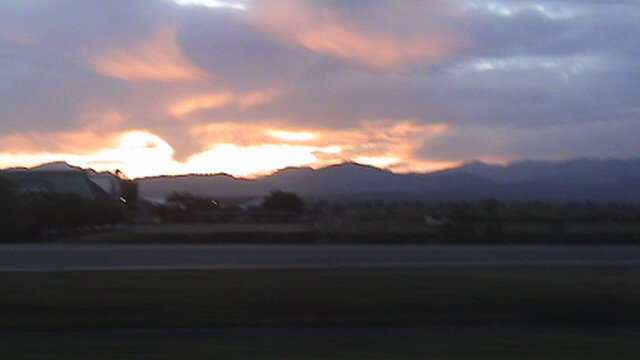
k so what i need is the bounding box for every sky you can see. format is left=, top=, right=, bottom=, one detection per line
left=0, top=0, right=638, bottom=178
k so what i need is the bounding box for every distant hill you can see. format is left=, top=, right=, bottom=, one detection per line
left=136, top=159, right=640, bottom=203
left=446, top=158, right=640, bottom=184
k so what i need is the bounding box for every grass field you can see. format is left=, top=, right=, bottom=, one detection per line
left=2, top=268, right=640, bottom=329
left=2, top=268, right=640, bottom=358
left=63, top=222, right=640, bottom=245
left=3, top=326, right=640, bottom=359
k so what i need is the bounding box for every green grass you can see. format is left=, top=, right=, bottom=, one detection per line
left=1, top=268, right=640, bottom=329
left=2, top=268, right=640, bottom=358
left=68, top=223, right=442, bottom=244
left=3, top=326, right=640, bottom=359
left=61, top=221, right=640, bottom=245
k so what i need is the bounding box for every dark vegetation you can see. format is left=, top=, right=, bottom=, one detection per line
left=67, top=194, right=640, bottom=244
left=0, top=176, right=124, bottom=240
left=262, top=190, right=305, bottom=213
left=4, top=167, right=640, bottom=243
left=153, top=192, right=224, bottom=223
left=153, top=190, right=304, bottom=224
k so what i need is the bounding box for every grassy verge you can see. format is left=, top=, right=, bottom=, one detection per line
left=3, top=326, right=640, bottom=359
left=2, top=268, right=640, bottom=358
left=55, top=222, right=640, bottom=245
left=1, top=268, right=640, bottom=330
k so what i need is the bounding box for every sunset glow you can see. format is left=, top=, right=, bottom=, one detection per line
left=1, top=1, right=638, bottom=177
left=90, top=28, right=203, bottom=82
left=267, top=130, right=319, bottom=142
left=0, top=123, right=453, bottom=178
left=354, top=156, right=401, bottom=168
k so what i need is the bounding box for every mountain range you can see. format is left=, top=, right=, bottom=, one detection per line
left=138, top=158, right=640, bottom=203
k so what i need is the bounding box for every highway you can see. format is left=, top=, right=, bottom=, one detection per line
left=1, top=244, right=640, bottom=271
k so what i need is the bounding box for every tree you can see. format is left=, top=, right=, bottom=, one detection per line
left=166, top=192, right=219, bottom=212
left=481, top=198, right=503, bottom=238
left=120, top=179, right=139, bottom=208
left=0, top=176, right=17, bottom=236
left=158, top=192, right=220, bottom=223
left=262, top=190, right=305, bottom=213
left=16, top=192, right=125, bottom=234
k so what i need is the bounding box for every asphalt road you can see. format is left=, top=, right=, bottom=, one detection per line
left=1, top=244, right=640, bottom=271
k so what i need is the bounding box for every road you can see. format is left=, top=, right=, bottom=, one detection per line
left=1, top=244, right=640, bottom=271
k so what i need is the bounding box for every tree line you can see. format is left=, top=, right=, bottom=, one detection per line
left=154, top=190, right=305, bottom=223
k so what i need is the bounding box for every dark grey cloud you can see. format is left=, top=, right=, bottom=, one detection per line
left=420, top=118, right=640, bottom=161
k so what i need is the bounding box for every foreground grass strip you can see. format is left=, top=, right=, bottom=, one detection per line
left=68, top=225, right=640, bottom=245
left=2, top=326, right=640, bottom=359
left=1, top=268, right=640, bottom=330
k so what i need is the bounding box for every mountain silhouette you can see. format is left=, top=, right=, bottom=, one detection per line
left=136, top=158, right=640, bottom=203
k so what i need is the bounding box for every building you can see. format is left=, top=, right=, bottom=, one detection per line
left=2, top=162, right=126, bottom=201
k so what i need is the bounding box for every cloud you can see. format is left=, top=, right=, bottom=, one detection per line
left=170, top=93, right=235, bottom=117
left=90, top=28, right=204, bottom=82
left=0, top=0, right=639, bottom=175
left=0, top=130, right=115, bottom=154
left=0, top=119, right=451, bottom=177
left=250, top=0, right=463, bottom=69
left=0, top=24, right=33, bottom=46
left=420, top=119, right=640, bottom=162
left=169, top=90, right=280, bottom=117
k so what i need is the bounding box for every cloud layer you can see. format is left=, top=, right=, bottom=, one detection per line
left=0, top=0, right=638, bottom=177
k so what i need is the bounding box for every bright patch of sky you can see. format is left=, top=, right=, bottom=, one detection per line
left=450, top=55, right=604, bottom=79
left=464, top=1, right=576, bottom=20
left=174, top=0, right=246, bottom=11
left=268, top=130, right=318, bottom=142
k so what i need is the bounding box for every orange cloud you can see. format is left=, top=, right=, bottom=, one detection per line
left=190, top=119, right=450, bottom=172
left=252, top=1, right=460, bottom=69
left=170, top=90, right=280, bottom=117
left=90, top=28, right=203, bottom=82
left=170, top=93, right=235, bottom=117
left=0, top=130, right=117, bottom=154
left=237, top=90, right=281, bottom=108
left=79, top=109, right=127, bottom=131
left=296, top=24, right=454, bottom=69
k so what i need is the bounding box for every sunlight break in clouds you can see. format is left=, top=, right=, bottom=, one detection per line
left=0, top=130, right=320, bottom=179
left=187, top=144, right=318, bottom=177
left=188, top=120, right=451, bottom=174
left=0, top=131, right=174, bottom=177
left=268, top=130, right=318, bottom=142
left=174, top=0, right=247, bottom=10
left=354, top=156, right=401, bottom=168
left=0, top=119, right=453, bottom=178
left=89, top=131, right=321, bottom=178
left=90, top=28, right=203, bottom=82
